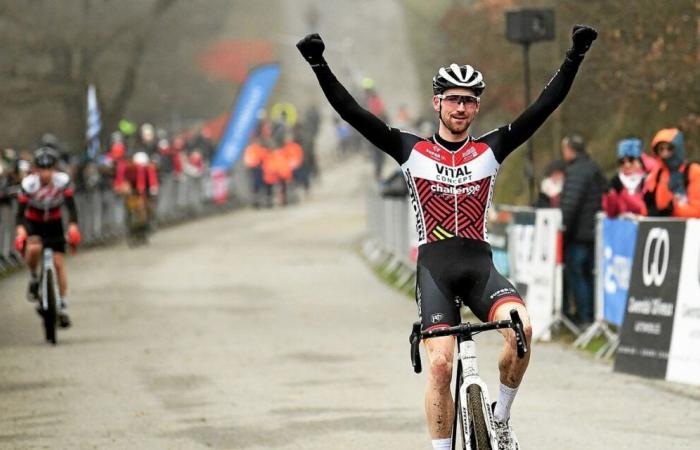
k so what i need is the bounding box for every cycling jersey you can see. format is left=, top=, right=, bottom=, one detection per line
left=114, top=160, right=159, bottom=196
left=310, top=54, right=582, bottom=327
left=312, top=56, right=581, bottom=246
left=16, top=172, right=78, bottom=225
left=16, top=171, right=78, bottom=254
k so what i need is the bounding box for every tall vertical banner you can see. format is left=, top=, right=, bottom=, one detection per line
left=211, top=63, right=280, bottom=202
left=527, top=209, right=561, bottom=341
left=666, top=219, right=700, bottom=385
left=601, top=218, right=638, bottom=326
left=507, top=209, right=559, bottom=341
left=86, top=84, right=102, bottom=160
left=615, top=220, right=686, bottom=379
left=508, top=210, right=536, bottom=298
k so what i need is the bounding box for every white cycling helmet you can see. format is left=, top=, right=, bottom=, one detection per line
left=133, top=151, right=149, bottom=165
left=433, top=64, right=485, bottom=96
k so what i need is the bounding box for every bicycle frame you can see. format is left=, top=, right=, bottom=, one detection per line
left=410, top=309, right=527, bottom=450
left=40, top=248, right=59, bottom=312
left=454, top=335, right=498, bottom=449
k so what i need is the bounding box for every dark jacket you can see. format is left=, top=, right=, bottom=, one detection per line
left=560, top=153, right=606, bottom=243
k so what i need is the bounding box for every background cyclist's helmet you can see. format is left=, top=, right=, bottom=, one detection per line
left=432, top=64, right=485, bottom=96
left=133, top=151, right=150, bottom=166
left=33, top=147, right=60, bottom=169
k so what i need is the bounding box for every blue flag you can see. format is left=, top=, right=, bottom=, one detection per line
left=211, top=63, right=280, bottom=171
left=86, top=84, right=101, bottom=160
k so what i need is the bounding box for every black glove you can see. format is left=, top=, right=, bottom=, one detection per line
left=567, top=24, right=598, bottom=59
left=296, top=33, right=326, bottom=66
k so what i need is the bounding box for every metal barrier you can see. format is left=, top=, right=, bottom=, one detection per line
left=0, top=168, right=246, bottom=276
left=362, top=187, right=417, bottom=290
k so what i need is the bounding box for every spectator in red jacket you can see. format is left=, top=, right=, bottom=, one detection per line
left=602, top=138, right=647, bottom=217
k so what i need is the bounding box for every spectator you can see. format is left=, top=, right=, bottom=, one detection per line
left=271, top=146, right=293, bottom=206
left=243, top=137, right=270, bottom=208
left=184, top=151, right=204, bottom=178
left=188, top=128, right=216, bottom=163
left=0, top=162, right=12, bottom=206
left=602, top=138, right=648, bottom=217
left=395, top=104, right=415, bottom=133
left=534, top=159, right=566, bottom=208
left=643, top=128, right=700, bottom=218
left=334, top=116, right=353, bottom=156
left=559, top=133, right=606, bottom=327
left=361, top=78, right=387, bottom=179
left=138, top=123, right=157, bottom=156
left=282, top=134, right=307, bottom=193
left=2, top=148, right=21, bottom=187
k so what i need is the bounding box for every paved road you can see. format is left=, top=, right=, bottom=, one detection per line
left=1, top=158, right=700, bottom=450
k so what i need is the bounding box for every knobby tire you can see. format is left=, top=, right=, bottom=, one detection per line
left=44, top=269, right=57, bottom=345
left=467, top=384, right=491, bottom=450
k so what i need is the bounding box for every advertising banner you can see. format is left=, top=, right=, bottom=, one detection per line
left=615, top=220, right=686, bottom=379
left=211, top=63, right=280, bottom=172
left=508, top=210, right=536, bottom=296
left=489, top=219, right=510, bottom=277
left=601, top=218, right=639, bottom=326
left=666, top=220, right=700, bottom=385
left=527, top=209, right=561, bottom=341
left=507, top=209, right=559, bottom=341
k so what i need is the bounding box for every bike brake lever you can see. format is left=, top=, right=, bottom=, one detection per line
left=410, top=321, right=422, bottom=374
left=509, top=309, right=528, bottom=359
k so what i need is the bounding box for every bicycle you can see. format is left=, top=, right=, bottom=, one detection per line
left=410, top=309, right=528, bottom=450
left=125, top=192, right=150, bottom=247
left=36, top=247, right=62, bottom=345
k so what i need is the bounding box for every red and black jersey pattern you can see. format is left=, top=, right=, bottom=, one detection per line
left=401, top=138, right=500, bottom=246
left=414, top=177, right=455, bottom=243
left=455, top=176, right=493, bottom=240
left=18, top=172, right=75, bottom=223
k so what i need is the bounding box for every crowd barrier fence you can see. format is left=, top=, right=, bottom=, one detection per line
left=364, top=188, right=700, bottom=385
left=0, top=167, right=249, bottom=276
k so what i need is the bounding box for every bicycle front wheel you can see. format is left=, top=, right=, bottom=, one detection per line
left=43, top=270, right=57, bottom=345
left=467, top=384, right=491, bottom=450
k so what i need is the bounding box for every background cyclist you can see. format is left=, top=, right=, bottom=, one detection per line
left=15, top=147, right=81, bottom=328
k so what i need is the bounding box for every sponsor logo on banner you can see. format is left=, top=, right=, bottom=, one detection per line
left=642, top=227, right=670, bottom=287
left=666, top=220, right=700, bottom=385
left=615, top=221, right=686, bottom=379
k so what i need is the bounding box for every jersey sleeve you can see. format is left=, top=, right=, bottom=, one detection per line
left=486, top=56, right=583, bottom=163
left=311, top=63, right=409, bottom=164
left=58, top=173, right=79, bottom=223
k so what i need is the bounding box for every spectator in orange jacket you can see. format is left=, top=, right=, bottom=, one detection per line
left=643, top=128, right=700, bottom=218
left=282, top=135, right=310, bottom=192
left=244, top=138, right=270, bottom=207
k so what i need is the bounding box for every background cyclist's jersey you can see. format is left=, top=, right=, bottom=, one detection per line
left=310, top=55, right=582, bottom=246
left=16, top=172, right=78, bottom=225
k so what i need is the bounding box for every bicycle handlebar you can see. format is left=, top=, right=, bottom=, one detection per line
left=409, top=309, right=528, bottom=374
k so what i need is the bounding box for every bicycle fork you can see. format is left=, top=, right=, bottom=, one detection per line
left=41, top=249, right=63, bottom=311
left=453, top=337, right=498, bottom=449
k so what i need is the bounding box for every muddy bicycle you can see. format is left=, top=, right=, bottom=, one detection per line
left=410, top=309, right=528, bottom=449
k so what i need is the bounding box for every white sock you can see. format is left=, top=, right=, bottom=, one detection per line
left=494, top=383, right=518, bottom=422
left=432, top=438, right=452, bottom=450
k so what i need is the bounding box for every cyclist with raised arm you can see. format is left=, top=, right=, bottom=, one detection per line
left=15, top=147, right=81, bottom=328
left=298, top=25, right=597, bottom=449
